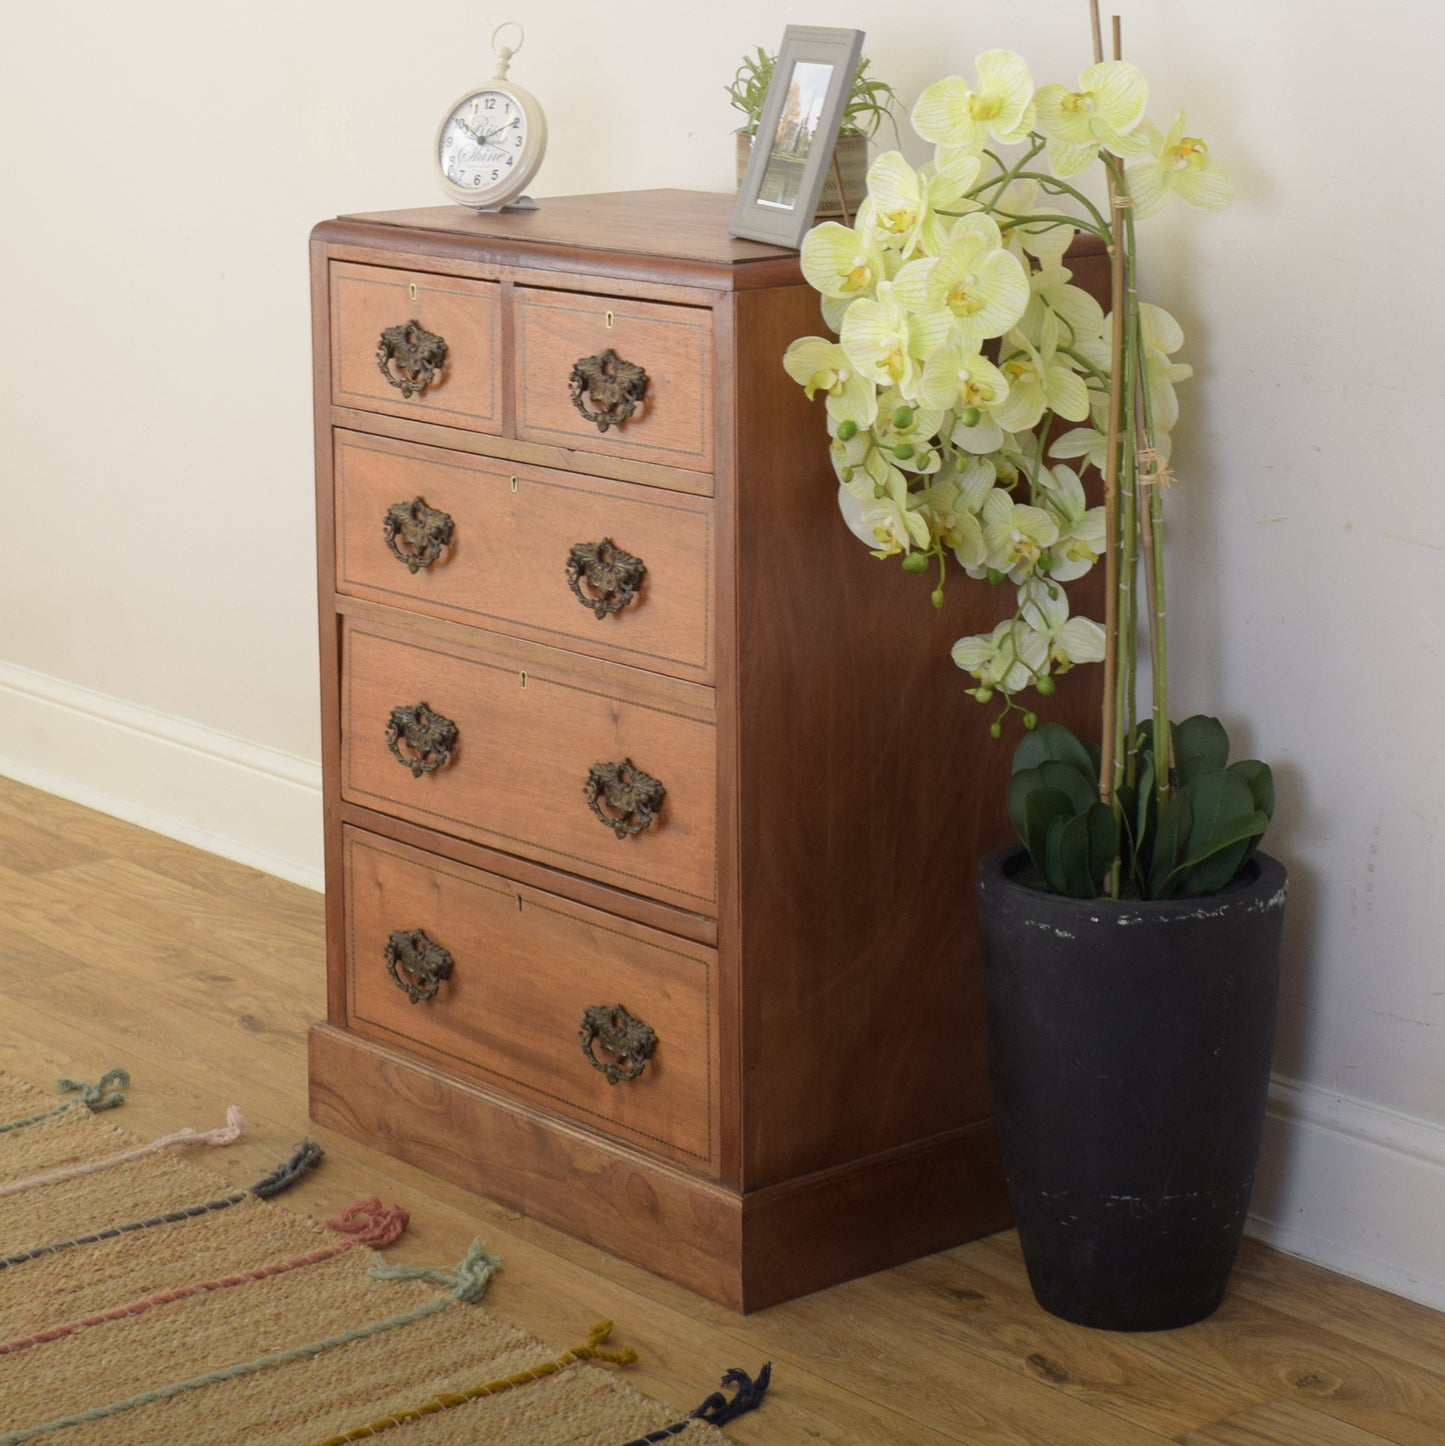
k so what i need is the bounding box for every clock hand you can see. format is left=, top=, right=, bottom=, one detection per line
left=475, top=116, right=520, bottom=143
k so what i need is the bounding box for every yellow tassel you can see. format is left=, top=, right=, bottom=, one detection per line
left=305, top=1322, right=639, bottom=1444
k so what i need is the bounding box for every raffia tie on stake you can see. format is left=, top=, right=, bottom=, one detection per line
left=1137, top=447, right=1174, bottom=489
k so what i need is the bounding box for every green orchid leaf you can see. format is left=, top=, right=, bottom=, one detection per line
left=1179, top=837, right=1252, bottom=897
left=1008, top=775, right=1075, bottom=875
left=1055, top=810, right=1099, bottom=897
left=1154, top=770, right=1270, bottom=897
left=1043, top=812, right=1074, bottom=895
left=1228, top=758, right=1276, bottom=820
left=1037, top=759, right=1098, bottom=814
left=1146, top=789, right=1193, bottom=899
left=1085, top=801, right=1122, bottom=889
left=1120, top=752, right=1156, bottom=888
left=1166, top=810, right=1271, bottom=896
left=1011, top=723, right=1096, bottom=782
left=1174, top=715, right=1231, bottom=784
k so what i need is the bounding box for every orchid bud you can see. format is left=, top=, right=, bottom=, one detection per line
left=892, top=405, right=914, bottom=429
left=959, top=407, right=981, bottom=427
left=901, top=552, right=928, bottom=573
left=836, top=419, right=858, bottom=441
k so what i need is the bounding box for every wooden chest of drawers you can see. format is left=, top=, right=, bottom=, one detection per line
left=307, top=191, right=1101, bottom=1310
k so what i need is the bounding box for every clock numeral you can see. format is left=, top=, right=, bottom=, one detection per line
left=484, top=96, right=496, bottom=109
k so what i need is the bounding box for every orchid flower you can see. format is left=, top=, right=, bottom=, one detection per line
left=1034, top=60, right=1150, bottom=177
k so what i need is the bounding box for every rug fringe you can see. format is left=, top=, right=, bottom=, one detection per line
left=0, top=1069, right=130, bottom=1135
left=0, top=1105, right=245, bottom=1199
left=0, top=1141, right=326, bottom=1274
left=619, top=1362, right=773, bottom=1444
left=0, top=1195, right=409, bottom=1360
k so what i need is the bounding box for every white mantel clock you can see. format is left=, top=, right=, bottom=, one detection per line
left=435, top=23, right=547, bottom=212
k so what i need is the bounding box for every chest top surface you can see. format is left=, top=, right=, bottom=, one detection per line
left=322, top=189, right=802, bottom=290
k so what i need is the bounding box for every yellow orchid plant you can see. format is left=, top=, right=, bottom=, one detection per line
left=784, top=13, right=1273, bottom=901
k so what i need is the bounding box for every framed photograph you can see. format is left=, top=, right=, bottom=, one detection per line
left=729, top=26, right=866, bottom=249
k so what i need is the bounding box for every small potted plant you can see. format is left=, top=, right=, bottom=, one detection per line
left=783, top=9, right=1285, bottom=1331
left=727, top=47, right=899, bottom=220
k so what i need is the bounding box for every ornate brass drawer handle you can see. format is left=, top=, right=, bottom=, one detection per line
left=566, top=538, right=646, bottom=619
left=377, top=319, right=448, bottom=397
left=384, top=497, right=455, bottom=573
left=384, top=928, right=454, bottom=1004
left=568, top=348, right=648, bottom=432
left=584, top=758, right=665, bottom=839
left=386, top=701, right=458, bottom=778
left=579, top=1003, right=657, bottom=1085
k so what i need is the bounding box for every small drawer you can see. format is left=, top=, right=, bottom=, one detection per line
left=344, top=828, right=718, bottom=1169
left=515, top=288, right=713, bottom=472
left=341, top=616, right=718, bottom=912
left=330, top=261, right=502, bottom=432
left=334, top=431, right=715, bottom=681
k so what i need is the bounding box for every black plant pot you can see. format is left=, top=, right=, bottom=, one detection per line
left=976, top=847, right=1287, bottom=1332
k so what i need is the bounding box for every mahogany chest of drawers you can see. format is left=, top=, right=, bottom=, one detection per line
left=307, top=191, right=1094, bottom=1310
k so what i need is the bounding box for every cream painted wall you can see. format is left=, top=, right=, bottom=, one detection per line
left=4, top=2, right=1443, bottom=1303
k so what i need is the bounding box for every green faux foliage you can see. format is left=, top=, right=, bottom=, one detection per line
left=726, top=50, right=900, bottom=140
left=1009, top=718, right=1273, bottom=900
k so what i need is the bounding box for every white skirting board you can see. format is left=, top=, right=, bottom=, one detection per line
left=3, top=657, right=1444, bottom=1309
left=0, top=659, right=323, bottom=891
left=1249, top=1076, right=1445, bottom=1312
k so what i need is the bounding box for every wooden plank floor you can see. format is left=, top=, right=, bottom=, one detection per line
left=0, top=775, right=1441, bottom=1444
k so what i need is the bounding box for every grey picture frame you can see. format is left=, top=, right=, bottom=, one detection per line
left=728, top=25, right=866, bottom=249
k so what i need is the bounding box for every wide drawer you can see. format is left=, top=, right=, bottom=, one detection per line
left=334, top=430, right=715, bottom=681
left=340, top=615, right=718, bottom=911
left=330, top=261, right=502, bottom=432
left=343, top=827, right=718, bottom=1169
left=515, top=287, right=714, bottom=472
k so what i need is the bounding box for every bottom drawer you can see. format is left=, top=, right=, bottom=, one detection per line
left=342, top=827, right=718, bottom=1172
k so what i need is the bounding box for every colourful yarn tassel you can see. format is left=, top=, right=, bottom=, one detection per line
left=619, top=1363, right=773, bottom=1444
left=304, top=1320, right=639, bottom=1445
left=0, top=1139, right=323, bottom=1274
left=0, top=1242, right=498, bottom=1445
left=0, top=1197, right=407, bottom=1359
left=0, top=1070, right=130, bottom=1135
left=0, top=1105, right=244, bottom=1200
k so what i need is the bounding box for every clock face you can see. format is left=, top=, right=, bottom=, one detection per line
left=439, top=89, right=529, bottom=194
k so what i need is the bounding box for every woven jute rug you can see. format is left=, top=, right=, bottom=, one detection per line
left=0, top=1070, right=767, bottom=1445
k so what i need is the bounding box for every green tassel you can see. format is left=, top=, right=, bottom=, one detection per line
left=55, top=1069, right=130, bottom=1112
left=368, top=1240, right=500, bottom=1302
